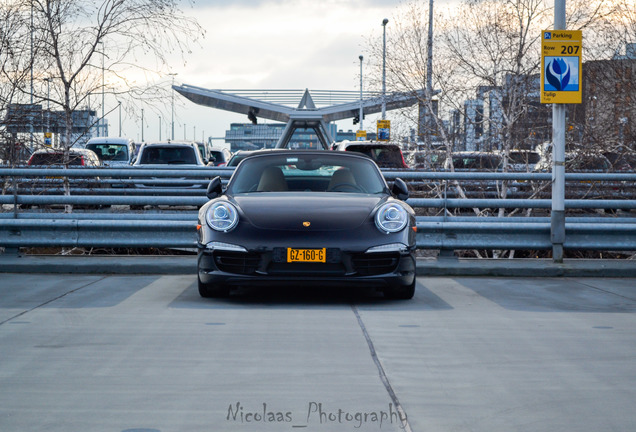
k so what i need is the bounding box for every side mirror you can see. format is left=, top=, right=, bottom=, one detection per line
left=392, top=178, right=409, bottom=201
left=208, top=155, right=216, bottom=164
left=206, top=176, right=223, bottom=199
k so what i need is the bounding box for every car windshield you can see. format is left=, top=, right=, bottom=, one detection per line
left=86, top=143, right=128, bottom=161
left=228, top=153, right=387, bottom=195
left=345, top=144, right=406, bottom=168
left=452, top=154, right=502, bottom=170
left=29, top=152, right=86, bottom=166
left=508, top=151, right=540, bottom=164
left=568, top=155, right=610, bottom=171
left=209, top=151, right=225, bottom=162
left=139, top=146, right=197, bottom=164
left=227, top=152, right=252, bottom=167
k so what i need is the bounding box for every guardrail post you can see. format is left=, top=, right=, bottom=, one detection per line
left=551, top=212, right=565, bottom=262
left=1, top=247, right=21, bottom=257
left=437, top=249, right=457, bottom=260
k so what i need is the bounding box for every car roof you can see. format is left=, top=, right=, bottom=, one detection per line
left=140, top=141, right=198, bottom=148
left=86, top=137, right=133, bottom=145
left=337, top=140, right=401, bottom=147
left=33, top=147, right=95, bottom=154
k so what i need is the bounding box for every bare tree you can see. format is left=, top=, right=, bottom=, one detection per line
left=0, top=3, right=35, bottom=166
left=570, top=0, right=636, bottom=158
left=2, top=0, right=204, bottom=211
left=29, top=0, right=204, bottom=150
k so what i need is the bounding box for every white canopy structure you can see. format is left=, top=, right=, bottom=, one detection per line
left=173, top=85, right=424, bottom=149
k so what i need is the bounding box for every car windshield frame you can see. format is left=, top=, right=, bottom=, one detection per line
left=227, top=152, right=389, bottom=195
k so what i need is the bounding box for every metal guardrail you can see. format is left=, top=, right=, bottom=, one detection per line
left=1, top=167, right=636, bottom=253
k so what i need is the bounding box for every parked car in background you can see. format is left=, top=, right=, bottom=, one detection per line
left=132, top=141, right=207, bottom=190
left=502, top=150, right=541, bottom=172
left=28, top=147, right=101, bottom=167
left=412, top=150, right=447, bottom=170
left=24, top=148, right=103, bottom=206
left=227, top=149, right=286, bottom=167
left=208, top=147, right=233, bottom=167
left=444, top=152, right=503, bottom=171
left=534, top=152, right=612, bottom=172
left=85, top=137, right=136, bottom=167
left=196, top=142, right=209, bottom=163
left=603, top=151, right=636, bottom=172
left=333, top=140, right=410, bottom=169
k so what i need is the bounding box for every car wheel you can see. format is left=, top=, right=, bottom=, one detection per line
left=383, top=279, right=415, bottom=300
left=198, top=275, right=230, bottom=298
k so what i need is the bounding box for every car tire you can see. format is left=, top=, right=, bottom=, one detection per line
left=198, top=275, right=230, bottom=298
left=383, top=279, right=415, bottom=300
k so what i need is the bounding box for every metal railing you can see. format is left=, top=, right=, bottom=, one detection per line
left=2, top=166, right=636, bottom=256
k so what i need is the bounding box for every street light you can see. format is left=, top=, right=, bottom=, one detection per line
left=359, top=55, right=364, bottom=132
left=44, top=78, right=51, bottom=135
left=100, top=41, right=105, bottom=137
left=169, top=73, right=178, bottom=140
left=159, top=116, right=162, bottom=141
left=382, top=18, right=389, bottom=120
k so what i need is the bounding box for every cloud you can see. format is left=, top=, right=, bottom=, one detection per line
left=118, top=0, right=407, bottom=141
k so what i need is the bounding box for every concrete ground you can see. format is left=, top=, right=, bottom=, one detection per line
left=0, top=271, right=635, bottom=432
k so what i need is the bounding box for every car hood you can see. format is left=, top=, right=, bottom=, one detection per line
left=232, top=193, right=386, bottom=231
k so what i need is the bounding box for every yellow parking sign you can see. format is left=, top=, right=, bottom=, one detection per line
left=541, top=30, right=582, bottom=104
left=377, top=120, right=391, bottom=141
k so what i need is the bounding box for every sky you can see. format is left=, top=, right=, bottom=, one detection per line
left=107, top=0, right=409, bottom=146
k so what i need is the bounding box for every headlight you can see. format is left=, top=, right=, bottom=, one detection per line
left=206, top=201, right=239, bottom=232
left=375, top=203, right=408, bottom=234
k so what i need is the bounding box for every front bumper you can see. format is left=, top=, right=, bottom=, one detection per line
left=197, top=244, right=416, bottom=288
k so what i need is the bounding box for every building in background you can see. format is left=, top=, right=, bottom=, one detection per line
left=2, top=104, right=105, bottom=150
left=223, top=123, right=376, bottom=152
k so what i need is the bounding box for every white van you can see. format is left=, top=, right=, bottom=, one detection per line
left=85, top=137, right=136, bottom=167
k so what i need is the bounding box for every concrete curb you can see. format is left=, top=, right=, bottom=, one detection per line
left=0, top=254, right=634, bottom=277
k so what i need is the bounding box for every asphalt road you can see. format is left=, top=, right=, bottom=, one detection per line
left=1, top=274, right=635, bottom=432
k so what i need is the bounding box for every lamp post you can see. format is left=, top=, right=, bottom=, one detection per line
left=44, top=78, right=51, bottom=135
left=141, top=108, right=144, bottom=142
left=118, top=101, right=122, bottom=137
left=169, top=73, right=178, bottom=140
left=159, top=116, right=162, bottom=141
left=359, top=55, right=364, bottom=131
left=99, top=41, right=105, bottom=137
left=382, top=18, right=388, bottom=120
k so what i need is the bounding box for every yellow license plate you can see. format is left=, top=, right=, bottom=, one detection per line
left=287, top=248, right=326, bottom=263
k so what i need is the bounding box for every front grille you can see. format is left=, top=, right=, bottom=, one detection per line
left=351, top=252, right=400, bottom=276
left=267, top=262, right=346, bottom=276
left=214, top=252, right=260, bottom=275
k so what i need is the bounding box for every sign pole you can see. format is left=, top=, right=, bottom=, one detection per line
left=550, top=0, right=567, bottom=263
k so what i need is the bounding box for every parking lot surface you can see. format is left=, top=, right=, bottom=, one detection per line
left=1, top=274, right=635, bottom=431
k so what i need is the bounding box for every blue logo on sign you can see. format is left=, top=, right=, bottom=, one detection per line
left=544, top=57, right=579, bottom=92
left=544, top=32, right=551, bottom=39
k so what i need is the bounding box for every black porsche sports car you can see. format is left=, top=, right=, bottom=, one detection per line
left=197, top=150, right=417, bottom=299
